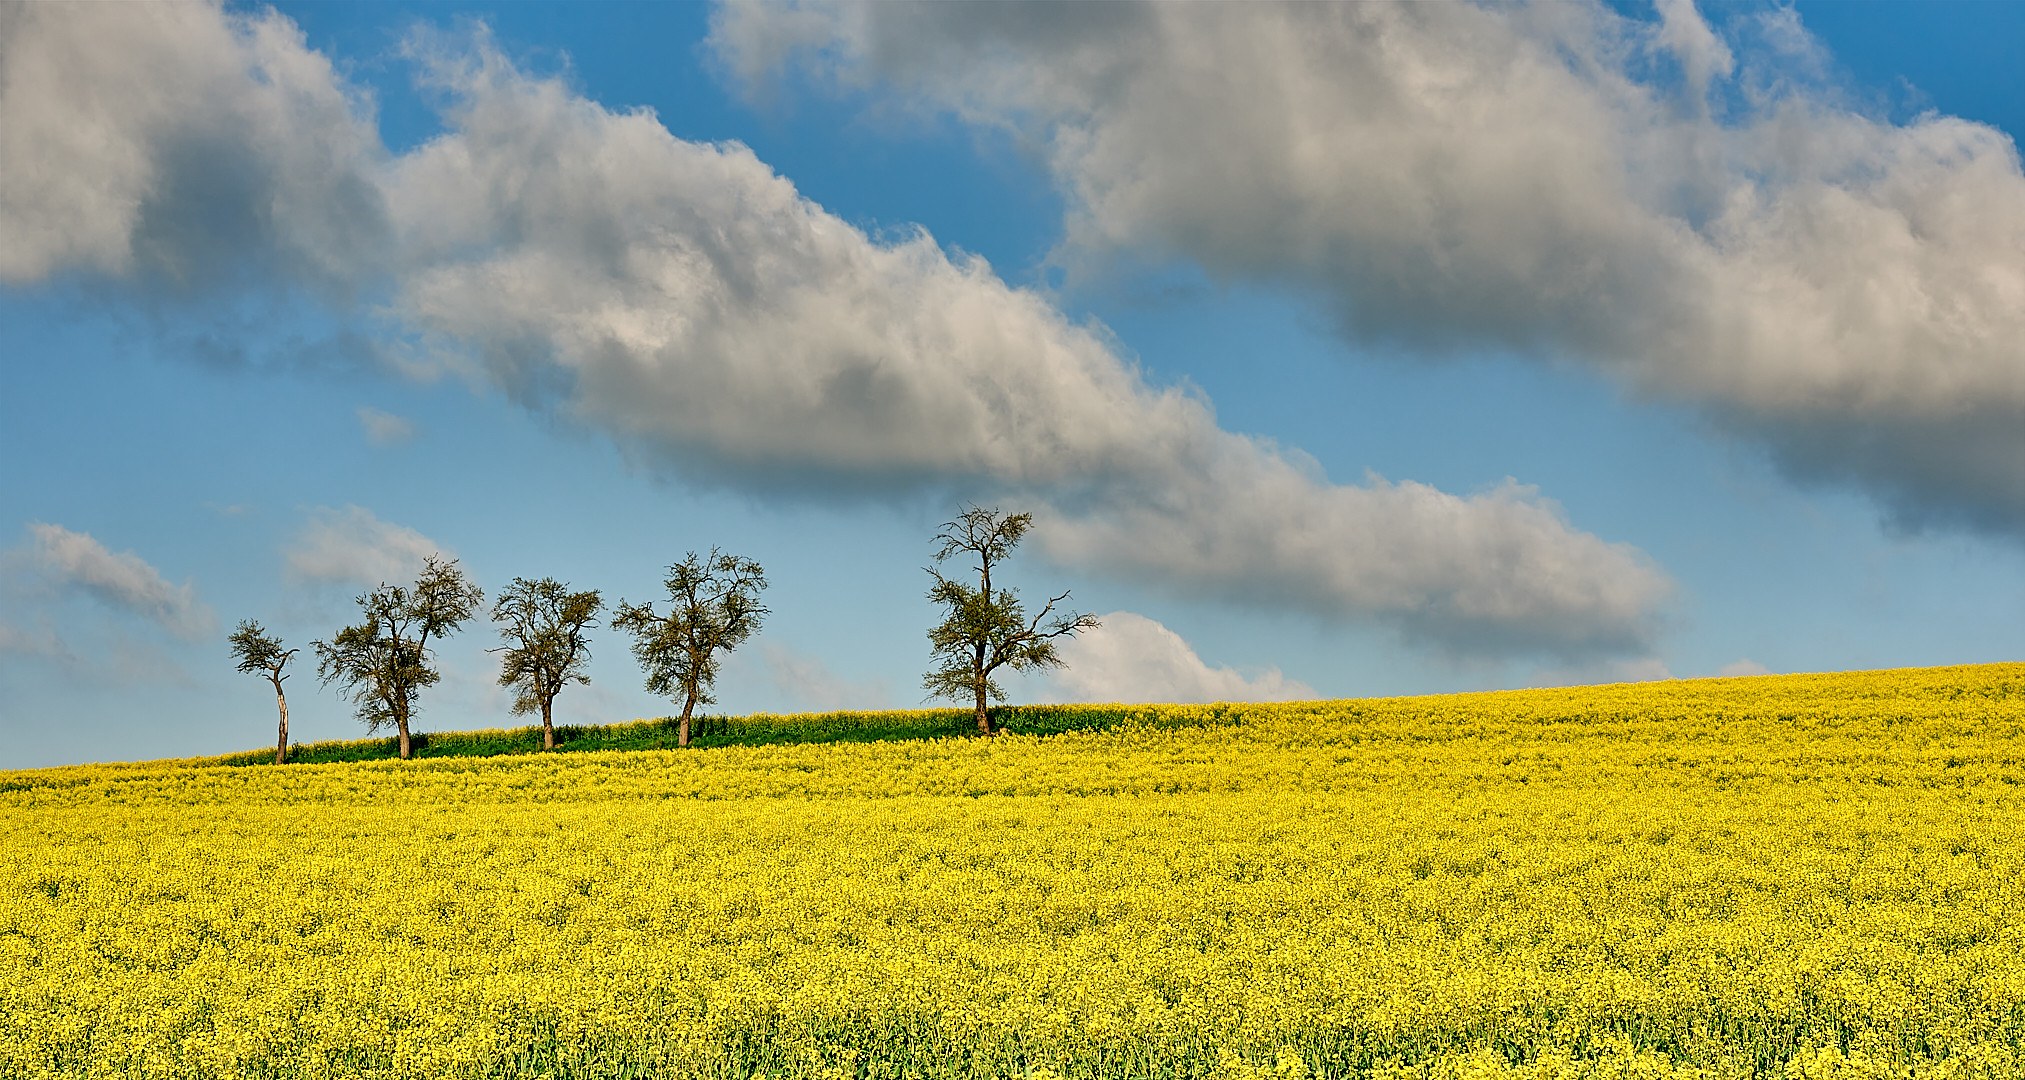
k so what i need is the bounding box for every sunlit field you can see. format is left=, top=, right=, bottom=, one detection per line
left=5, top=666, right=2023, bottom=1079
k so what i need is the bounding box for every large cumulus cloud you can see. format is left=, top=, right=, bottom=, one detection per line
left=0, top=3, right=1675, bottom=660
left=712, top=0, right=2025, bottom=535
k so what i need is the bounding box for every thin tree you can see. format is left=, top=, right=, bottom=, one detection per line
left=611, top=549, right=767, bottom=748
left=924, top=505, right=1097, bottom=735
left=229, top=619, right=299, bottom=764
left=314, top=555, right=483, bottom=760
left=491, top=577, right=603, bottom=751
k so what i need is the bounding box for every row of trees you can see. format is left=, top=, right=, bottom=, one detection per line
left=230, top=507, right=1095, bottom=762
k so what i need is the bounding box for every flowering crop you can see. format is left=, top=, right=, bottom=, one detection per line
left=3, top=665, right=2023, bottom=1079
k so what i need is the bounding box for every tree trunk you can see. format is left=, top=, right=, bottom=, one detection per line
left=679, top=693, right=696, bottom=748
left=397, top=717, right=412, bottom=760
left=974, top=644, right=991, bottom=735
left=542, top=696, right=555, bottom=751
left=273, top=684, right=289, bottom=765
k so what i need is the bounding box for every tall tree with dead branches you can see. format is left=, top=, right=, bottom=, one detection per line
left=924, top=506, right=1097, bottom=735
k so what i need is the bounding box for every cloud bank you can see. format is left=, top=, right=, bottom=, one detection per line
left=20, top=523, right=215, bottom=639
left=712, top=0, right=2025, bottom=536
left=1047, top=612, right=1312, bottom=704
left=0, top=3, right=1674, bottom=660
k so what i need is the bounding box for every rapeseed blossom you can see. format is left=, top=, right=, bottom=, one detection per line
left=2, top=665, right=2022, bottom=1078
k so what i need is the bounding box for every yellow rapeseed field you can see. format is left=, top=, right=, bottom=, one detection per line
left=4, top=665, right=2024, bottom=1079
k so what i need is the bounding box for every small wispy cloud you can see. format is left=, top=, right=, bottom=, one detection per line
left=285, top=505, right=445, bottom=586
left=356, top=406, right=416, bottom=446
left=0, top=620, right=66, bottom=659
left=1717, top=658, right=1774, bottom=678
left=20, top=522, right=216, bottom=640
left=762, top=642, right=892, bottom=711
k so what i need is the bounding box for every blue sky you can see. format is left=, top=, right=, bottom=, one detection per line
left=3, top=1, right=2022, bottom=768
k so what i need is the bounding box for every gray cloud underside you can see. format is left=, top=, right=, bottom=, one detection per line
left=0, top=3, right=1673, bottom=659
left=713, top=0, right=2025, bottom=537
left=0, top=2, right=386, bottom=291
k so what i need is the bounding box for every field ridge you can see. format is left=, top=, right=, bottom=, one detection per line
left=17, top=661, right=2021, bottom=777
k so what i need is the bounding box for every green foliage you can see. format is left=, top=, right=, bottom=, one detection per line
left=228, top=618, right=300, bottom=764
left=314, top=556, right=483, bottom=750
left=611, top=549, right=767, bottom=726
left=173, top=703, right=1207, bottom=767
left=491, top=578, right=602, bottom=743
left=315, top=613, right=424, bottom=734
left=226, top=619, right=294, bottom=681
left=924, top=505, right=1096, bottom=731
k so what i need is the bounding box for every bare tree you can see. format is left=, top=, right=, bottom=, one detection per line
left=229, top=619, right=299, bottom=764
left=611, top=549, right=767, bottom=748
left=314, top=555, right=483, bottom=760
left=924, top=506, right=1097, bottom=735
left=491, top=577, right=603, bottom=751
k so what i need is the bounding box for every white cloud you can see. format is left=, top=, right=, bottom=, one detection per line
left=1717, top=658, right=1773, bottom=678
left=1654, top=0, right=1734, bottom=98
left=0, top=1, right=385, bottom=288
left=356, top=406, right=415, bottom=446
left=0, top=6, right=1675, bottom=660
left=1037, top=467, right=1670, bottom=658
left=714, top=1, right=2025, bottom=537
left=380, top=30, right=1671, bottom=658
left=761, top=642, right=892, bottom=710
left=1046, top=611, right=1312, bottom=704
left=21, top=523, right=215, bottom=639
left=285, top=505, right=444, bottom=586
left=383, top=35, right=1207, bottom=492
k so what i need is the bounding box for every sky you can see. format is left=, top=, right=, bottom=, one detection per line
left=2, top=0, right=2023, bottom=769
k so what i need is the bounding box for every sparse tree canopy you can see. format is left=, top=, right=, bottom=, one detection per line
left=611, top=549, right=767, bottom=748
left=230, top=619, right=299, bottom=765
left=314, top=555, right=483, bottom=760
left=924, top=505, right=1097, bottom=735
left=491, top=577, right=603, bottom=751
